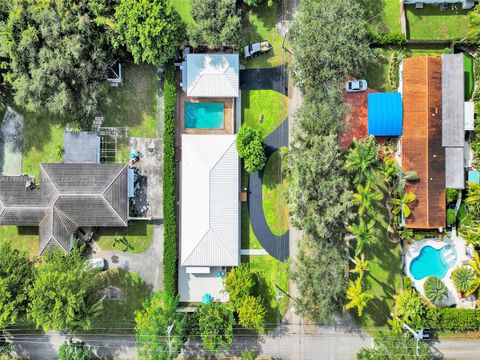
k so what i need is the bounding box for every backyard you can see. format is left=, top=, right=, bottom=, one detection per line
left=94, top=221, right=154, bottom=254
left=0, top=226, right=39, bottom=258
left=406, top=4, right=471, bottom=40
left=365, top=0, right=402, bottom=35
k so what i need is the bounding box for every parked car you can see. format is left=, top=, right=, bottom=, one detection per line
left=85, top=258, right=106, bottom=271
left=244, top=41, right=272, bottom=59
left=345, top=79, right=368, bottom=92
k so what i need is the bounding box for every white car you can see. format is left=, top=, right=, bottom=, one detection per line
left=345, top=79, right=368, bottom=92
left=85, top=258, right=106, bottom=271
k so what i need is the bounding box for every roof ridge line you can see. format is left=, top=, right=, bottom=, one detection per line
left=40, top=164, right=60, bottom=202
left=182, top=228, right=210, bottom=266
left=102, top=165, right=127, bottom=196
left=100, top=195, right=128, bottom=227
left=54, top=205, right=79, bottom=233
left=101, top=165, right=127, bottom=226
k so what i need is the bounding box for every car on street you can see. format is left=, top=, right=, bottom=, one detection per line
left=345, top=79, right=368, bottom=92
left=244, top=41, right=272, bottom=59
left=85, top=258, right=107, bottom=271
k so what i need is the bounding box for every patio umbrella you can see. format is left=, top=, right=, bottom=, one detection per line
left=201, top=293, right=213, bottom=304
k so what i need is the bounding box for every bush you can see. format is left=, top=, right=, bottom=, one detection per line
left=423, top=276, right=447, bottom=305
left=225, top=264, right=257, bottom=309
left=242, top=350, right=257, bottom=360
left=236, top=124, right=267, bottom=174
left=446, top=188, right=459, bottom=204
left=196, top=302, right=234, bottom=351
left=367, top=31, right=407, bottom=46
left=451, top=266, right=476, bottom=294
left=425, top=308, right=480, bottom=331
left=58, top=341, right=93, bottom=360
left=388, top=51, right=403, bottom=91
left=237, top=295, right=265, bottom=330
left=163, top=66, right=177, bottom=295
left=447, top=208, right=457, bottom=225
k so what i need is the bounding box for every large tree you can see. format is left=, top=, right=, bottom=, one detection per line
left=189, top=0, right=241, bottom=48
left=1, top=0, right=115, bottom=121
left=114, top=0, right=182, bottom=66
left=289, top=0, right=373, bottom=94
left=27, top=248, right=101, bottom=331
left=0, top=242, right=34, bottom=327
left=290, top=235, right=348, bottom=323
left=135, top=291, right=187, bottom=360
left=196, top=302, right=234, bottom=351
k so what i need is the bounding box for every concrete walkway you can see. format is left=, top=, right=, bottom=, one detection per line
left=93, top=223, right=164, bottom=291
left=248, top=119, right=290, bottom=262
left=240, top=249, right=268, bottom=255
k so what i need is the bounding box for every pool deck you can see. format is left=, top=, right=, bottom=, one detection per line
left=405, top=234, right=475, bottom=307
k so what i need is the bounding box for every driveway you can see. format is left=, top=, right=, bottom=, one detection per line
left=248, top=119, right=289, bottom=262
left=240, top=65, right=288, bottom=95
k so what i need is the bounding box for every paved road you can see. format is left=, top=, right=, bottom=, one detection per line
left=248, top=120, right=290, bottom=262
left=93, top=223, right=164, bottom=291
left=240, top=65, right=288, bottom=94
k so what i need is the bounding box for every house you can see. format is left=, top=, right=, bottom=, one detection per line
left=402, top=57, right=446, bottom=229
left=367, top=92, right=403, bottom=137
left=178, top=134, right=239, bottom=303
left=442, top=54, right=466, bottom=189
left=0, top=163, right=128, bottom=254
left=403, top=0, right=477, bottom=9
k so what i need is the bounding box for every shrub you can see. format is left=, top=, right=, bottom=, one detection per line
left=242, top=350, right=257, bottom=360
left=425, top=308, right=480, bottom=331
left=163, top=66, right=177, bottom=295
left=58, top=341, right=93, bottom=360
left=225, top=264, right=257, bottom=309
left=237, top=295, right=265, bottom=330
left=196, top=302, right=234, bottom=351
left=236, top=124, right=267, bottom=174
left=446, top=188, right=459, bottom=204
left=447, top=208, right=457, bottom=225
left=451, top=266, right=476, bottom=294
left=367, top=31, right=407, bottom=46
left=423, top=276, right=447, bottom=305
left=388, top=51, right=402, bottom=91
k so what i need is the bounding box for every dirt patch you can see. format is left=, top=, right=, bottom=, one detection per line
left=101, top=286, right=124, bottom=300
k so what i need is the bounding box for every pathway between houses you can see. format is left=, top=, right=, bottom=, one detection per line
left=93, top=222, right=164, bottom=291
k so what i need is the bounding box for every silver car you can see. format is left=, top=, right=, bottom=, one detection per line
left=345, top=79, right=368, bottom=92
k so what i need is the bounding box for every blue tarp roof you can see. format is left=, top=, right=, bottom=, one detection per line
left=368, top=93, right=403, bottom=136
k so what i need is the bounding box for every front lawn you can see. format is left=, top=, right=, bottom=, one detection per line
left=242, top=255, right=289, bottom=325
left=95, top=221, right=154, bottom=254
left=242, top=90, right=289, bottom=138
left=406, top=4, right=470, bottom=40
left=90, top=268, right=150, bottom=334
left=240, top=3, right=286, bottom=69
left=262, top=148, right=288, bottom=236
left=241, top=203, right=263, bottom=250
left=0, top=226, right=39, bottom=258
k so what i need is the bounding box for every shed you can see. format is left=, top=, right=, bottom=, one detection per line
left=64, top=131, right=100, bottom=164
left=367, top=93, right=403, bottom=136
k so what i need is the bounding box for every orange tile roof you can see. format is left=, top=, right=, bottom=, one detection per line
left=402, top=57, right=445, bottom=229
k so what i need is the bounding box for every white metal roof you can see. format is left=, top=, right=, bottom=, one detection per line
left=184, top=54, right=239, bottom=98
left=180, top=134, right=239, bottom=267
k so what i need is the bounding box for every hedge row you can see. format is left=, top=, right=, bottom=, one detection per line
left=163, top=66, right=177, bottom=295
left=425, top=308, right=480, bottom=331
left=367, top=31, right=407, bottom=46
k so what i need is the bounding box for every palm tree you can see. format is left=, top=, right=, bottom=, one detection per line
left=466, top=182, right=480, bottom=216
left=466, top=251, right=480, bottom=296
left=352, top=182, right=384, bottom=216
left=346, top=277, right=373, bottom=317
left=392, top=289, right=426, bottom=329
left=347, top=219, right=376, bottom=255
left=344, top=137, right=380, bottom=184
left=423, top=276, right=448, bottom=305
left=392, top=192, right=416, bottom=219
left=349, top=254, right=369, bottom=279
left=451, top=266, right=476, bottom=295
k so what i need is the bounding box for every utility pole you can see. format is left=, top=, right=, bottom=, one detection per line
left=390, top=313, right=423, bottom=356
left=167, top=321, right=175, bottom=356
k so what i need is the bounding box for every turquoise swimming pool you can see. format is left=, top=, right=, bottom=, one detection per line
left=409, top=245, right=457, bottom=280
left=185, top=102, right=224, bottom=129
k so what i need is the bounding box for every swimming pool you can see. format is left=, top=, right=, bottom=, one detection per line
left=409, top=245, right=457, bottom=280
left=185, top=102, right=224, bottom=129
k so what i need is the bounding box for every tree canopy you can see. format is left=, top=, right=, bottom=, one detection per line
left=114, top=0, right=182, bottom=66
left=135, top=291, right=187, bottom=360
left=189, top=0, right=241, bottom=48
left=1, top=0, right=115, bottom=122
left=289, top=0, right=373, bottom=95
left=0, top=242, right=34, bottom=327
left=27, top=248, right=101, bottom=331
left=196, top=302, right=234, bottom=351
left=236, top=124, right=267, bottom=174
left=58, top=341, right=93, bottom=360
left=225, top=264, right=257, bottom=310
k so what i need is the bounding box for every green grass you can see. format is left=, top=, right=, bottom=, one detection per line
left=262, top=148, right=288, bottom=236
left=406, top=4, right=470, bottom=40
left=172, top=0, right=194, bottom=25
left=95, top=221, right=154, bottom=254
left=362, top=49, right=395, bottom=92
left=90, top=268, right=150, bottom=334
left=241, top=202, right=263, bottom=250
left=406, top=43, right=449, bottom=57
left=100, top=63, right=158, bottom=163
left=242, top=255, right=289, bottom=325
left=0, top=226, right=39, bottom=258
left=240, top=3, right=286, bottom=68
left=365, top=0, right=402, bottom=34
left=465, top=53, right=475, bottom=100
left=242, top=90, right=289, bottom=138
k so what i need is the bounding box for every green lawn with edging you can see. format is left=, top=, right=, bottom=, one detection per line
left=366, top=0, right=402, bottom=35
left=0, top=226, right=39, bottom=258
left=362, top=49, right=395, bottom=92
left=406, top=4, right=470, bottom=40
left=89, top=268, right=150, bottom=334
left=464, top=53, right=474, bottom=100
left=240, top=3, right=286, bottom=69
left=95, top=221, right=154, bottom=254
left=262, top=148, right=288, bottom=236
left=242, top=90, right=289, bottom=138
